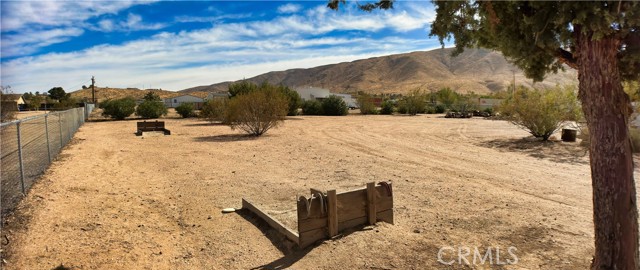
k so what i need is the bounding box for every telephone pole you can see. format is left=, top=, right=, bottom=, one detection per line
left=91, top=76, right=96, bottom=104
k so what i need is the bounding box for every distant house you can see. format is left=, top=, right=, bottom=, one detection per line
left=295, top=87, right=359, bottom=108
left=295, top=87, right=331, bottom=101
left=164, top=94, right=205, bottom=109
left=206, top=92, right=230, bottom=100
left=477, top=98, right=503, bottom=110
left=1, top=94, right=26, bottom=111
left=333, top=93, right=358, bottom=109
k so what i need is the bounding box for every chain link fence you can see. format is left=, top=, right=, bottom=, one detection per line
left=1, top=105, right=94, bottom=220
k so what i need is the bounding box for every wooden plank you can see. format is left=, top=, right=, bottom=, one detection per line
left=366, top=182, right=377, bottom=225
left=298, top=217, right=327, bottom=233
left=297, top=196, right=326, bottom=220
left=377, top=209, right=394, bottom=225
left=298, top=227, right=327, bottom=248
left=336, top=188, right=366, bottom=222
left=242, top=198, right=299, bottom=243
left=327, top=190, right=338, bottom=237
left=338, top=216, right=367, bottom=232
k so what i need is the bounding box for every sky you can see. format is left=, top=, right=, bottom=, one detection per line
left=1, top=0, right=444, bottom=94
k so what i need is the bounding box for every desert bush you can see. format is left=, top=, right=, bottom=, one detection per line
left=483, top=107, right=494, bottom=116
left=435, top=104, right=446, bottom=114
left=229, top=81, right=300, bottom=116
left=54, top=96, right=79, bottom=110
left=136, top=99, right=167, bottom=119
left=498, top=85, right=582, bottom=141
left=396, top=100, right=408, bottom=114
left=380, top=100, right=395, bottom=115
left=226, top=87, right=288, bottom=136
left=321, top=95, right=348, bottom=116
left=402, top=89, right=426, bottom=115
left=176, top=103, right=195, bottom=118
left=357, top=93, right=378, bottom=115
left=302, top=100, right=324, bottom=115
left=200, top=98, right=229, bottom=123
left=436, top=87, right=459, bottom=109
left=102, top=97, right=136, bottom=120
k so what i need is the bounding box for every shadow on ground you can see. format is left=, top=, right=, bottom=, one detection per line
left=477, top=137, right=589, bottom=165
left=183, top=122, right=226, bottom=127
left=193, top=134, right=259, bottom=142
left=235, top=209, right=310, bottom=270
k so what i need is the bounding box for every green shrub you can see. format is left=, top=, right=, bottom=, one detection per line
left=321, top=95, right=348, bottom=116
left=176, top=103, right=195, bottom=118
left=435, top=104, right=446, bottom=114
left=483, top=107, right=494, bottom=116
left=424, top=106, right=436, bottom=114
left=302, top=100, right=324, bottom=115
left=136, top=100, right=167, bottom=119
left=498, top=85, right=582, bottom=141
left=200, top=98, right=229, bottom=123
left=226, top=87, right=288, bottom=136
left=380, top=100, right=395, bottom=115
left=357, top=93, right=378, bottom=115
left=396, top=100, right=408, bottom=114
left=403, top=89, right=426, bottom=115
left=102, top=97, right=136, bottom=120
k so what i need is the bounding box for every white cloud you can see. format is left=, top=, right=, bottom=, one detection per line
left=278, top=3, right=302, bottom=14
left=1, top=3, right=440, bottom=92
left=1, top=1, right=160, bottom=57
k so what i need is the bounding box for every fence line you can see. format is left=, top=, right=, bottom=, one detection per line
left=1, top=105, right=94, bottom=220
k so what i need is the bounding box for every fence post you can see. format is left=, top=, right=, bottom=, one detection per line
left=45, top=114, right=51, bottom=163
left=58, top=113, right=63, bottom=148
left=16, top=121, right=26, bottom=194
left=67, top=111, right=71, bottom=142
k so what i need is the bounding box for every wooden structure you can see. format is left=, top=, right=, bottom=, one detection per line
left=242, top=181, right=393, bottom=248
left=135, top=120, right=170, bottom=136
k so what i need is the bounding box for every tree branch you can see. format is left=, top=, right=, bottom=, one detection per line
left=555, top=48, right=578, bottom=69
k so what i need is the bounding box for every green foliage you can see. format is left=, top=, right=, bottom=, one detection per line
left=396, top=101, right=408, bottom=114
left=200, top=98, right=229, bottom=123
left=54, top=96, right=79, bottom=110
left=29, top=95, right=44, bottom=110
left=229, top=81, right=301, bottom=116
left=321, top=95, right=348, bottom=116
left=435, top=87, right=459, bottom=109
left=136, top=100, right=167, bottom=119
left=357, top=93, right=378, bottom=115
left=48, top=87, right=67, bottom=100
left=498, top=85, right=582, bottom=141
left=301, top=100, right=324, bottom=115
left=102, top=97, right=136, bottom=120
left=278, top=85, right=302, bottom=116
left=176, top=103, right=195, bottom=118
left=143, top=92, right=162, bottom=102
left=380, top=100, right=395, bottom=115
left=435, top=104, right=446, bottom=113
left=450, top=95, right=478, bottom=113
left=483, top=107, right=494, bottom=115
left=228, top=80, right=258, bottom=97
left=401, top=89, right=426, bottom=115
left=226, top=87, right=288, bottom=136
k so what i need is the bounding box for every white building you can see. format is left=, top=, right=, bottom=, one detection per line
left=294, top=87, right=331, bottom=101
left=164, top=94, right=205, bottom=109
left=334, top=93, right=357, bottom=109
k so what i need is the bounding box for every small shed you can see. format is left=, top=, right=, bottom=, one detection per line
left=295, top=87, right=331, bottom=101
left=164, top=94, right=205, bottom=109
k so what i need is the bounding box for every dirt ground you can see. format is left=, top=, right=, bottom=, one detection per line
left=2, top=113, right=639, bottom=269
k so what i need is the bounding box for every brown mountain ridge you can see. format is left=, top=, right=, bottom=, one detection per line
left=180, top=47, right=577, bottom=95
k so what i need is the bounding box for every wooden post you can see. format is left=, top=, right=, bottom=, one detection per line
left=327, top=190, right=338, bottom=237
left=366, top=182, right=377, bottom=225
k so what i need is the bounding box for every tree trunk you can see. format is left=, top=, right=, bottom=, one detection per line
left=576, top=32, right=639, bottom=269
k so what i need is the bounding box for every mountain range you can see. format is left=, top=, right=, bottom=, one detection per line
left=180, top=47, right=577, bottom=95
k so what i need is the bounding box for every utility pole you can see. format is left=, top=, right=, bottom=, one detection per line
left=91, top=76, right=96, bottom=104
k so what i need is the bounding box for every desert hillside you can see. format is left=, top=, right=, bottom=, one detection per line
left=180, top=48, right=577, bottom=95
left=70, top=87, right=208, bottom=102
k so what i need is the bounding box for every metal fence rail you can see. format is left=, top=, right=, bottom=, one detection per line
left=1, top=106, right=93, bottom=219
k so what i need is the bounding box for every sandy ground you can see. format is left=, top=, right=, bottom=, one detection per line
left=2, top=114, right=639, bottom=269
left=13, top=111, right=49, bottom=120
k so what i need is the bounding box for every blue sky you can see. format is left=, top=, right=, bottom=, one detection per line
left=1, top=1, right=443, bottom=93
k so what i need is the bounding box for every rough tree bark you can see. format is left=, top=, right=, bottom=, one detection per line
left=576, top=30, right=639, bottom=270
